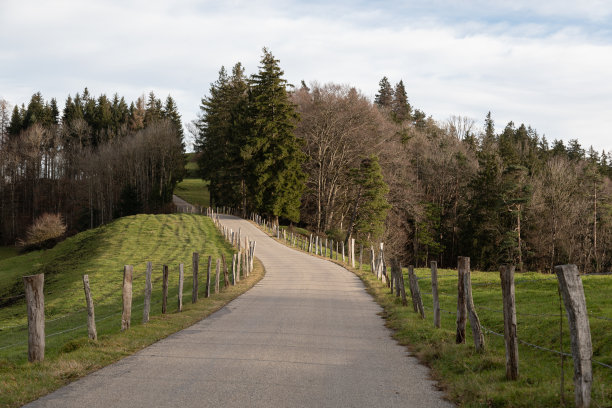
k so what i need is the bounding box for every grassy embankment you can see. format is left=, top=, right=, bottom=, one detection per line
left=0, top=213, right=264, bottom=408
left=174, top=153, right=210, bottom=208
left=264, top=226, right=612, bottom=407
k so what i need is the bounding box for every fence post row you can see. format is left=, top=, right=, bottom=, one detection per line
left=555, top=264, right=592, bottom=408
left=121, top=265, right=133, bottom=331
left=500, top=265, right=518, bottom=380
left=82, top=274, right=97, bottom=341
left=23, top=273, right=45, bottom=362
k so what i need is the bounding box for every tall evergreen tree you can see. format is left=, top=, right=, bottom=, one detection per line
left=163, top=95, right=183, bottom=140
left=345, top=155, right=390, bottom=243
left=374, top=76, right=393, bottom=108
left=246, top=48, right=305, bottom=222
left=391, top=80, right=412, bottom=122
left=144, top=91, right=163, bottom=126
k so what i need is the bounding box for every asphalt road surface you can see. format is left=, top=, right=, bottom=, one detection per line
left=24, top=215, right=453, bottom=407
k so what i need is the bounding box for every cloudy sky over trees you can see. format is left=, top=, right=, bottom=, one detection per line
left=1, top=0, right=610, bottom=151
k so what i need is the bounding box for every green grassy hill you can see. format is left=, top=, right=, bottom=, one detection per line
left=0, top=213, right=263, bottom=407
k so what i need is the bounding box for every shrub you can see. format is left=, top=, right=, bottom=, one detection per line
left=19, top=213, right=67, bottom=251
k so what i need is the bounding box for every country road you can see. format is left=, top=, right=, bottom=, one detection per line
left=24, top=215, right=452, bottom=407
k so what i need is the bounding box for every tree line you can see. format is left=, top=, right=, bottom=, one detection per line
left=195, top=50, right=612, bottom=273
left=0, top=90, right=185, bottom=245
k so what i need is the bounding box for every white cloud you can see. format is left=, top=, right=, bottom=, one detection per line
left=1, top=0, right=611, bottom=152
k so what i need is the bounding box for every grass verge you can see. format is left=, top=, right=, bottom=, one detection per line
left=260, top=225, right=612, bottom=407
left=174, top=178, right=210, bottom=208
left=0, top=214, right=264, bottom=408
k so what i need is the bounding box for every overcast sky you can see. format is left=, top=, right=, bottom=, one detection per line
left=1, top=0, right=611, bottom=153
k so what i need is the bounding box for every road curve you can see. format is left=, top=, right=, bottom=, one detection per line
left=25, top=215, right=452, bottom=408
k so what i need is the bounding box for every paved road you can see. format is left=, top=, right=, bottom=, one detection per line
left=173, top=194, right=196, bottom=212
left=25, top=215, right=452, bottom=407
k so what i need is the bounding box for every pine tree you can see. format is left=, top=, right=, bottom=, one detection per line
left=391, top=80, right=412, bottom=122
left=374, top=76, right=393, bottom=108
left=144, top=91, right=163, bottom=126
left=246, top=48, right=305, bottom=222
left=7, top=105, right=23, bottom=137
left=163, top=95, right=183, bottom=140
left=345, top=155, right=390, bottom=243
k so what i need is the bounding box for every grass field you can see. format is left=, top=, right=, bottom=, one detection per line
left=174, top=178, right=210, bottom=207
left=267, top=228, right=612, bottom=407
left=0, top=247, right=17, bottom=262
left=0, top=213, right=264, bottom=407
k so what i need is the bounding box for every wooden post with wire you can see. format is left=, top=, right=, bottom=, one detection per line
left=23, top=273, right=45, bottom=362
left=555, top=264, right=592, bottom=408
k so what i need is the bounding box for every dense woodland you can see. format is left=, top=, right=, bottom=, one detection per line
left=2, top=48, right=610, bottom=273
left=0, top=90, right=185, bottom=246
left=196, top=51, right=612, bottom=273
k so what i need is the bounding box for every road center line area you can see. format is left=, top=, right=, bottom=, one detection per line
left=25, top=215, right=452, bottom=408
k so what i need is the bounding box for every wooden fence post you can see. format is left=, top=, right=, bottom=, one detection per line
left=500, top=265, right=518, bottom=380
left=359, top=244, right=363, bottom=270
left=192, top=252, right=199, bottom=303
left=351, top=238, right=356, bottom=268
left=233, top=253, right=238, bottom=283
left=121, top=265, right=133, bottom=331
left=23, top=273, right=44, bottom=362
left=162, top=265, right=169, bottom=314
left=431, top=261, right=441, bottom=329
left=341, top=241, right=345, bottom=263
left=462, top=257, right=484, bottom=351
left=411, top=266, right=425, bottom=318
left=82, top=274, right=97, bottom=340
left=456, top=257, right=467, bottom=344
left=398, top=263, right=408, bottom=306
left=178, top=263, right=184, bottom=312
left=555, top=264, right=592, bottom=408
left=206, top=256, right=212, bottom=298
left=215, top=258, right=220, bottom=294
left=222, top=254, right=230, bottom=288
left=143, top=261, right=152, bottom=323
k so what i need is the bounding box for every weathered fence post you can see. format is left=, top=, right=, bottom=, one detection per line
left=233, top=253, right=238, bottom=283
left=408, top=266, right=425, bottom=318
left=121, top=265, right=133, bottom=331
left=351, top=238, right=355, bottom=268
left=456, top=257, right=467, bottom=344
left=206, top=256, right=212, bottom=298
left=500, top=265, right=518, bottom=380
left=341, top=240, right=345, bottom=263
left=192, top=252, right=199, bottom=303
left=178, top=263, right=184, bottom=312
left=462, top=257, right=484, bottom=352
left=24, top=273, right=45, bottom=362
left=162, top=265, right=169, bottom=314
left=215, top=258, right=220, bottom=294
left=222, top=254, right=230, bottom=288
left=359, top=244, right=363, bottom=270
left=555, top=264, right=592, bottom=408
left=431, top=261, right=441, bottom=329
left=143, top=261, right=153, bottom=323
left=82, top=274, right=97, bottom=340
left=397, top=262, right=408, bottom=306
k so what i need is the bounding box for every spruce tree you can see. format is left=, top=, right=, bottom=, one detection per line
left=7, top=105, right=23, bottom=137
left=391, top=80, right=412, bottom=122
left=246, top=48, right=305, bottom=222
left=163, top=95, right=183, bottom=140
left=374, top=76, right=393, bottom=108
left=345, top=155, right=390, bottom=243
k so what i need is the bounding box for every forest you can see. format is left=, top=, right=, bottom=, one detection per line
left=2, top=48, right=610, bottom=273
left=195, top=50, right=612, bottom=273
left=0, top=90, right=185, bottom=246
